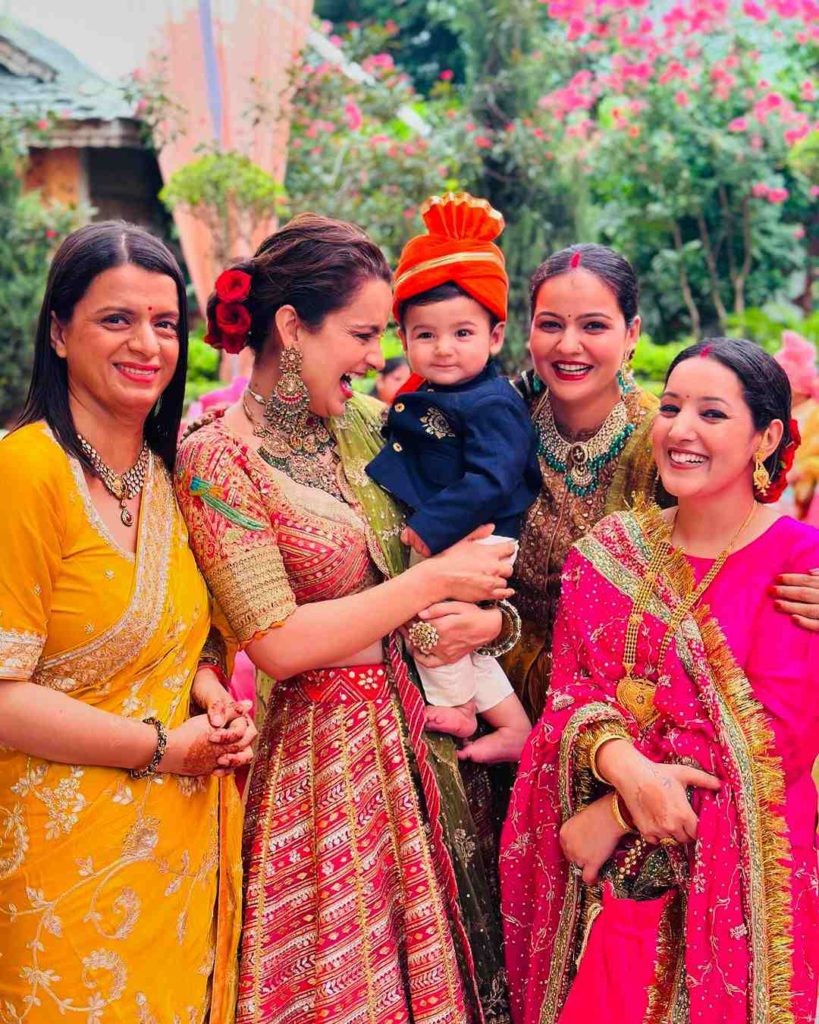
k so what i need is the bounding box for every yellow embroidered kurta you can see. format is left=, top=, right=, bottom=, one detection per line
left=0, top=423, right=242, bottom=1024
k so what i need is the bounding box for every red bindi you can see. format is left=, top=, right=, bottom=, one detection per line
left=569, top=251, right=582, bottom=269
left=700, top=345, right=712, bottom=358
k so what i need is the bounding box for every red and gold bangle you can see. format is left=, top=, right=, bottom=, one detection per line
left=610, top=791, right=635, bottom=833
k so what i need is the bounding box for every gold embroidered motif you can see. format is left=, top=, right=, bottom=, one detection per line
left=0, top=627, right=45, bottom=680
left=0, top=803, right=29, bottom=879
left=420, top=407, right=456, bottom=440
left=33, top=461, right=175, bottom=690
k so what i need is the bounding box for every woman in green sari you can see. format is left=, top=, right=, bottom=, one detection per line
left=175, top=214, right=516, bottom=1024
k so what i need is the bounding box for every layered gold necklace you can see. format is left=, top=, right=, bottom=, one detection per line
left=242, top=389, right=343, bottom=500
left=535, top=392, right=635, bottom=497
left=77, top=434, right=150, bottom=527
left=618, top=503, right=757, bottom=728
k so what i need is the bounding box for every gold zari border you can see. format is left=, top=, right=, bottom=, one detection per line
left=394, top=250, right=506, bottom=289
left=596, top=502, right=795, bottom=1024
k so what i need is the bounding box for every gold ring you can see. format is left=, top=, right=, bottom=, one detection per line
left=408, top=621, right=440, bottom=656
left=659, top=837, right=679, bottom=847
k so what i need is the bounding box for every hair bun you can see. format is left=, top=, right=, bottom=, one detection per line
left=420, top=191, right=504, bottom=243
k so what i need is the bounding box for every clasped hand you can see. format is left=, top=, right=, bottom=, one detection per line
left=560, top=741, right=721, bottom=884
left=157, top=668, right=258, bottom=777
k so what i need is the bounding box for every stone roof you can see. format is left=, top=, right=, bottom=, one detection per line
left=0, top=17, right=142, bottom=147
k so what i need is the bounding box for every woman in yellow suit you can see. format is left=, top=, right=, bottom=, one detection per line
left=0, top=223, right=256, bottom=1023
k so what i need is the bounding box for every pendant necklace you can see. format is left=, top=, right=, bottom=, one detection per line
left=77, top=435, right=150, bottom=527
left=618, top=503, right=757, bottom=729
left=242, top=389, right=342, bottom=500
left=535, top=391, right=635, bottom=497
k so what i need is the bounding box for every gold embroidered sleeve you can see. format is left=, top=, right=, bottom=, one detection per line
left=0, top=431, right=65, bottom=680
left=176, top=439, right=297, bottom=648
left=573, top=719, right=633, bottom=783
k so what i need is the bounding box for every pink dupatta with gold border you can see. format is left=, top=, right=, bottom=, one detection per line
left=501, top=504, right=819, bottom=1024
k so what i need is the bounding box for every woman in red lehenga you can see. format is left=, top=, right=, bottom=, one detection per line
left=501, top=338, right=819, bottom=1024
left=176, top=214, right=517, bottom=1024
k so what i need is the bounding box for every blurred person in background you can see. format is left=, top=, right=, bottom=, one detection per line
left=374, top=353, right=411, bottom=403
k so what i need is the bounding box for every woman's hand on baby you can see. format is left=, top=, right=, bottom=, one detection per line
left=404, top=602, right=502, bottom=666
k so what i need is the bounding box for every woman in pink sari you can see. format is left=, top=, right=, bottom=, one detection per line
left=501, top=337, right=819, bottom=1024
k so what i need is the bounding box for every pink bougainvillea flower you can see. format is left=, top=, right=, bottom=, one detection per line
left=742, top=0, right=768, bottom=20
left=785, top=124, right=810, bottom=146
left=674, top=90, right=690, bottom=107
left=751, top=183, right=769, bottom=198
left=36, top=118, right=49, bottom=131
left=767, top=187, right=789, bottom=204
left=343, top=100, right=363, bottom=132
left=728, top=117, right=748, bottom=132
left=439, top=69, right=454, bottom=81
left=474, top=135, right=493, bottom=148
left=567, top=15, right=589, bottom=40
left=794, top=226, right=806, bottom=239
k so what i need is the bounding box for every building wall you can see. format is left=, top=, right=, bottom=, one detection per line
left=24, top=145, right=170, bottom=237
left=24, top=147, right=87, bottom=205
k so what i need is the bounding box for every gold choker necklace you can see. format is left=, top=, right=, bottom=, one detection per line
left=77, top=435, right=149, bottom=527
left=535, top=393, right=635, bottom=496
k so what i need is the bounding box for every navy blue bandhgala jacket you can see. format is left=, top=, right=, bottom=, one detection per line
left=366, top=360, right=542, bottom=554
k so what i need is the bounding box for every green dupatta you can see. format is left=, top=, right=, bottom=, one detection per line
left=331, top=393, right=512, bottom=1024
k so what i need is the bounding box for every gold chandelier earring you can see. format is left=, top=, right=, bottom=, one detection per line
left=264, top=346, right=310, bottom=437
left=752, top=449, right=771, bottom=496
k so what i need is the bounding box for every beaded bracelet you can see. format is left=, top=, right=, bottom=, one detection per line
left=129, top=717, right=168, bottom=780
left=476, top=599, right=522, bottom=658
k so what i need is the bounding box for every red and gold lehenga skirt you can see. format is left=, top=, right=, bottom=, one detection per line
left=238, top=656, right=474, bottom=1024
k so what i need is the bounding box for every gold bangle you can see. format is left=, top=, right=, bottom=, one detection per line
left=589, top=730, right=631, bottom=784
left=610, top=791, right=634, bottom=833
left=476, top=599, right=521, bottom=658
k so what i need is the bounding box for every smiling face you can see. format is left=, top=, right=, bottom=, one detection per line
left=529, top=268, right=639, bottom=413
left=401, top=294, right=504, bottom=387
left=652, top=356, right=782, bottom=501
left=294, top=276, right=392, bottom=418
left=50, top=263, right=180, bottom=424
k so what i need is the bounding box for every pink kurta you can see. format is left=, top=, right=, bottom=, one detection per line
left=688, top=516, right=819, bottom=1020
left=501, top=509, right=819, bottom=1024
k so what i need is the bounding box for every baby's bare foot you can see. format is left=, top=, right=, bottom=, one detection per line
left=424, top=703, right=477, bottom=739
left=457, top=725, right=530, bottom=764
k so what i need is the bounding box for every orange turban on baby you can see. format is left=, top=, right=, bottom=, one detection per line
left=392, top=192, right=508, bottom=324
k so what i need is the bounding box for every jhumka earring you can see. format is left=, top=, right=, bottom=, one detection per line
left=264, top=346, right=310, bottom=440
left=752, top=450, right=771, bottom=496
left=617, top=354, right=637, bottom=395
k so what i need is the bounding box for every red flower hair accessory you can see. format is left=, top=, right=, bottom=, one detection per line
left=756, top=417, right=801, bottom=504
left=205, top=268, right=253, bottom=353
left=215, top=268, right=252, bottom=303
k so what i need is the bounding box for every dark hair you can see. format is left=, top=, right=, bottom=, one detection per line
left=380, top=355, right=409, bottom=376
left=16, top=220, right=188, bottom=473
left=397, top=281, right=500, bottom=330
left=529, top=243, right=639, bottom=325
left=666, top=337, right=793, bottom=483
left=210, top=213, right=391, bottom=355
